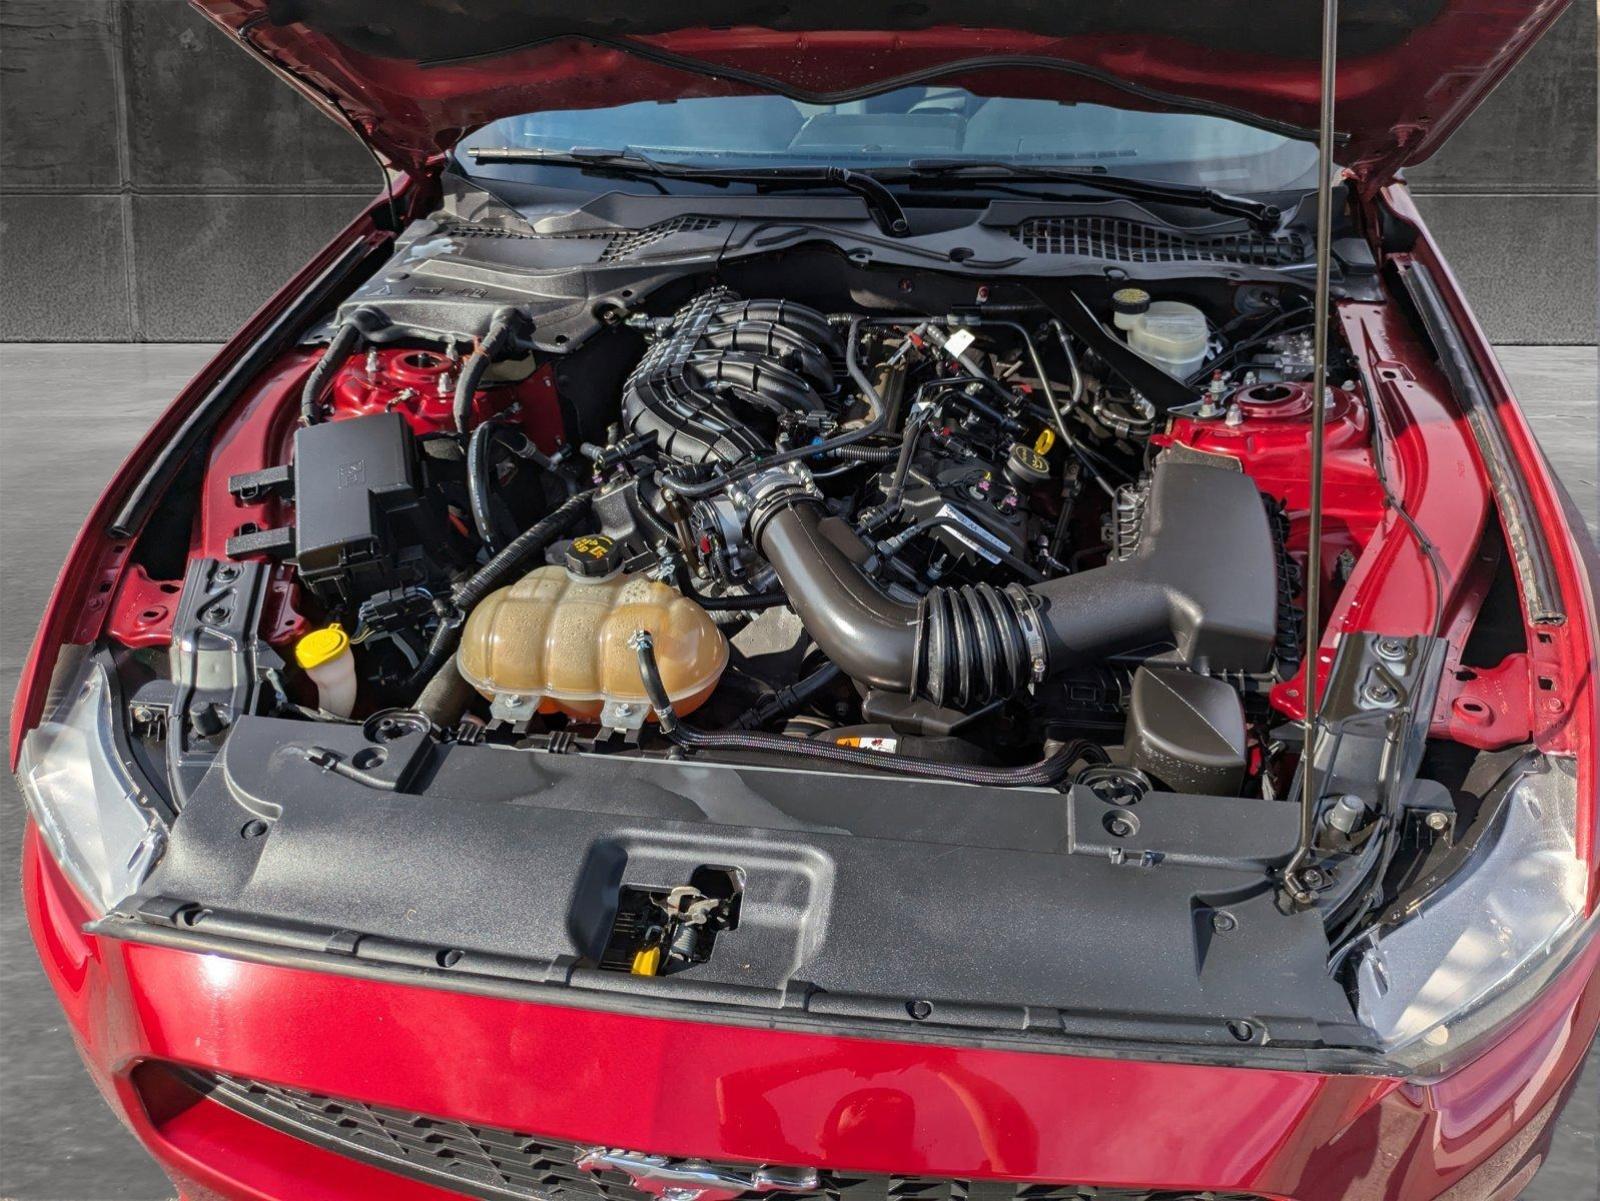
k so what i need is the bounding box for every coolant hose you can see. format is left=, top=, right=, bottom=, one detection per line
left=407, top=489, right=596, bottom=693
left=466, top=417, right=510, bottom=552
left=634, top=633, right=1099, bottom=788
left=300, top=321, right=362, bottom=424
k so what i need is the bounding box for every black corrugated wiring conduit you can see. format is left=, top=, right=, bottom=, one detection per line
left=407, top=488, right=596, bottom=694
left=299, top=320, right=362, bottom=424
left=633, top=631, right=1101, bottom=788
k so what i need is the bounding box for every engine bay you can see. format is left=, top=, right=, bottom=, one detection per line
left=211, top=230, right=1353, bottom=802
left=52, top=164, right=1579, bottom=1053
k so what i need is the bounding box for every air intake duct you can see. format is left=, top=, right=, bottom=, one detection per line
left=753, top=457, right=1279, bottom=708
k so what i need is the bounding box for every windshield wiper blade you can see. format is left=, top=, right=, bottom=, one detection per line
left=464, top=147, right=911, bottom=237
left=890, top=159, right=1282, bottom=232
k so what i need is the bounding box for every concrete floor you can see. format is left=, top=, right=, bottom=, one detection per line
left=0, top=343, right=1596, bottom=1201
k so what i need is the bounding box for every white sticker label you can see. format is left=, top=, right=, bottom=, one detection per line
left=933, top=503, right=1006, bottom=563
left=943, top=328, right=976, bottom=359
left=839, top=735, right=898, bottom=753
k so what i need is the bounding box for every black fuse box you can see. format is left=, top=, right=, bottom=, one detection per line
left=289, top=412, right=431, bottom=608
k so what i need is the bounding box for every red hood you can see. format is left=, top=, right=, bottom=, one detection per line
left=199, top=0, right=1565, bottom=185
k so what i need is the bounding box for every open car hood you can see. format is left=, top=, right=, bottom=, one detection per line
left=199, top=0, right=1567, bottom=186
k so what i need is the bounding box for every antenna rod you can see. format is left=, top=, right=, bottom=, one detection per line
left=1285, top=0, right=1340, bottom=904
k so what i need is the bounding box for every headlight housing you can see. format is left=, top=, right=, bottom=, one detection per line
left=1354, top=755, right=1593, bottom=1068
left=17, top=651, right=165, bottom=917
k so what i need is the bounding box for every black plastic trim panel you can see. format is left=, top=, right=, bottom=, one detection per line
left=97, top=716, right=1380, bottom=1065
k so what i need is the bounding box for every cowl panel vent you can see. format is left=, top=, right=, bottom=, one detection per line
left=1012, top=216, right=1307, bottom=267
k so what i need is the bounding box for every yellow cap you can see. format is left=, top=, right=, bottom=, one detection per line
left=295, top=624, right=350, bottom=671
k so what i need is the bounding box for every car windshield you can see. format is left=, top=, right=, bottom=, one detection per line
left=458, top=85, right=1320, bottom=192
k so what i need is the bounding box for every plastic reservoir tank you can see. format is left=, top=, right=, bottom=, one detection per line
left=1112, top=289, right=1210, bottom=379
left=456, top=536, right=727, bottom=726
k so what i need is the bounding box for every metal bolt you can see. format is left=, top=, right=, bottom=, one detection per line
left=1211, top=911, right=1238, bottom=934
left=1325, top=794, right=1368, bottom=835
left=1425, top=811, right=1451, bottom=832
left=1363, top=680, right=1398, bottom=706
left=1375, top=637, right=1407, bottom=662
left=1298, top=866, right=1326, bottom=890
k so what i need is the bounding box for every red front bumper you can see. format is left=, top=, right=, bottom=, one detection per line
left=24, top=822, right=1600, bottom=1201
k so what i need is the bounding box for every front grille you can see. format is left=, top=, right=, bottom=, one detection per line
left=1011, top=216, right=1306, bottom=267
left=184, top=1070, right=1262, bottom=1201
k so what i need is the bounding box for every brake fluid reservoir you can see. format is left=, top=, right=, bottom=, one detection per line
left=1113, top=290, right=1209, bottom=379
left=456, top=536, right=727, bottom=727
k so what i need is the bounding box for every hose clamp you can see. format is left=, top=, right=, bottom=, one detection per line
left=743, top=462, right=820, bottom=545
left=1005, top=584, right=1050, bottom=685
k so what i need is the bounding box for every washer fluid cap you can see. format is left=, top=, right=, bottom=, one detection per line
left=295, top=624, right=350, bottom=670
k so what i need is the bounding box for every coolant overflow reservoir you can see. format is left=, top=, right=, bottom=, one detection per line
left=456, top=554, right=727, bottom=728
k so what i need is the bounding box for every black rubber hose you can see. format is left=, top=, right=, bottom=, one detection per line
left=752, top=459, right=1279, bottom=707
left=453, top=307, right=521, bottom=434
left=733, top=662, right=842, bottom=730
left=416, top=658, right=475, bottom=728
left=300, top=321, right=362, bottom=424
left=635, top=634, right=1096, bottom=788
left=466, top=417, right=510, bottom=553
left=407, top=489, right=595, bottom=693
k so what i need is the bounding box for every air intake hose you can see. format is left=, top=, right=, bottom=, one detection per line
left=753, top=457, right=1279, bottom=708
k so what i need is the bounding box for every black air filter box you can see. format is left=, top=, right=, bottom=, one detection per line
left=1124, top=666, right=1248, bottom=795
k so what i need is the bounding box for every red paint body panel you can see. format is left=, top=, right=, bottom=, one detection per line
left=1379, top=187, right=1600, bottom=903
left=22, top=823, right=1600, bottom=1201
left=326, top=345, right=568, bottom=449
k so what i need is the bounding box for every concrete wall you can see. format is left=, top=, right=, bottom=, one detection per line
left=2, top=0, right=1594, bottom=343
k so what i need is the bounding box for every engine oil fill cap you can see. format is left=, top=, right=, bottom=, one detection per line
left=1006, top=443, right=1052, bottom=487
